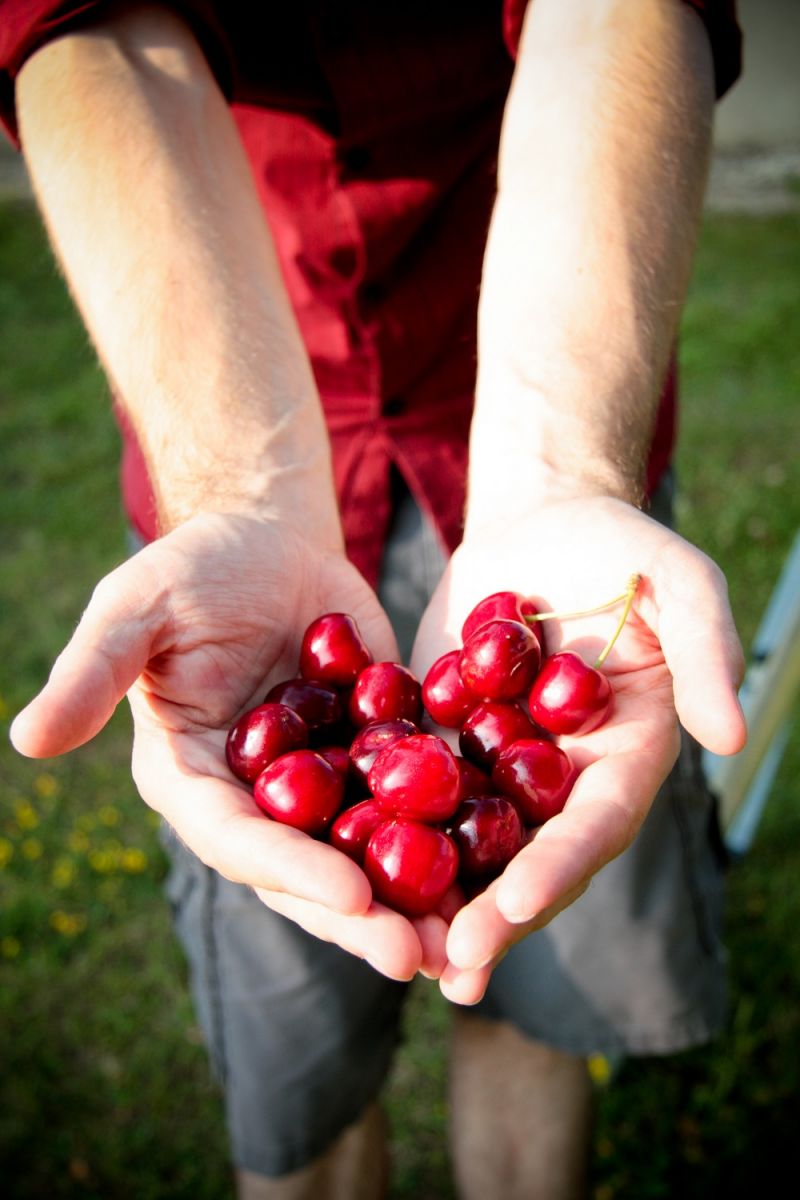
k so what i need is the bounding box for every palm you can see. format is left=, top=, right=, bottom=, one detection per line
left=410, top=494, right=746, bottom=1001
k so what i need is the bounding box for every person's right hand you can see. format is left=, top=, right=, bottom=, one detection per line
left=10, top=513, right=446, bottom=981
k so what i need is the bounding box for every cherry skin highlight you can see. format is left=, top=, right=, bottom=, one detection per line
left=253, top=749, right=345, bottom=836
left=492, top=739, right=577, bottom=825
left=348, top=661, right=423, bottom=728
left=528, top=650, right=612, bottom=735
left=364, top=818, right=459, bottom=917
left=461, top=590, right=540, bottom=644
left=299, top=612, right=372, bottom=688
left=225, top=703, right=308, bottom=783
left=459, top=618, right=541, bottom=702
left=369, top=733, right=460, bottom=823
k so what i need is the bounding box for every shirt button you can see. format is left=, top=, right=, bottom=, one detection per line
left=383, top=396, right=404, bottom=417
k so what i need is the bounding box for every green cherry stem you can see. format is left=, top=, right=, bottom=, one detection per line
left=593, top=574, right=642, bottom=668
left=524, top=577, right=638, bottom=627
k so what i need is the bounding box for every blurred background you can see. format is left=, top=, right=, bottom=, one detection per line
left=1, top=1, right=798, bottom=1196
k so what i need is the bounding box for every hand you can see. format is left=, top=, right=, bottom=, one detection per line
left=10, top=513, right=447, bottom=981
left=410, top=493, right=747, bottom=1004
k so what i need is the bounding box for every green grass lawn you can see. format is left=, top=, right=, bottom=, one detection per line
left=1, top=197, right=799, bottom=1199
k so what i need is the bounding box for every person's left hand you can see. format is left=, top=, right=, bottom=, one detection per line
left=410, top=493, right=746, bottom=1005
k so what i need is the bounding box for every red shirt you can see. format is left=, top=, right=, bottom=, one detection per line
left=1, top=1, right=741, bottom=584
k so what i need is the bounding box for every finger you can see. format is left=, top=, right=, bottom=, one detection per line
left=438, top=960, right=493, bottom=1006
left=254, top=889, right=423, bottom=982
left=413, top=912, right=450, bottom=979
left=647, top=546, right=747, bottom=756
left=10, top=557, right=167, bottom=757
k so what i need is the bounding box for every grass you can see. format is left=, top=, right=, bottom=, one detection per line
left=1, top=198, right=799, bottom=1199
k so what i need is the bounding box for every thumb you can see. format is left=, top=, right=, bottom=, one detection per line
left=10, top=557, right=167, bottom=758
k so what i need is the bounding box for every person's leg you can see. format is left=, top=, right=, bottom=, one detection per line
left=448, top=1013, right=593, bottom=1200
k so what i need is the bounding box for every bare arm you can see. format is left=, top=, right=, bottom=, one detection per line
left=16, top=4, right=339, bottom=544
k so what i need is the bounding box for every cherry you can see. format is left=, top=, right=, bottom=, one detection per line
left=329, top=798, right=386, bottom=863
left=315, top=744, right=352, bottom=780
left=492, top=739, right=577, bottom=825
left=459, top=618, right=541, bottom=702
left=264, top=678, right=343, bottom=739
left=253, top=749, right=345, bottom=836
left=348, top=718, right=418, bottom=791
left=459, top=700, right=538, bottom=772
left=462, top=590, right=541, bottom=646
left=421, top=650, right=478, bottom=728
left=454, top=755, right=495, bottom=802
left=225, top=703, right=309, bottom=783
left=368, top=733, right=460, bottom=823
left=528, top=651, right=612, bottom=735
left=299, top=612, right=372, bottom=688
left=364, top=818, right=459, bottom=917
left=348, top=661, right=422, bottom=728
left=448, top=795, right=524, bottom=880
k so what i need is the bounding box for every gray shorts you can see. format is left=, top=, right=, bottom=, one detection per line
left=160, top=478, right=727, bottom=1176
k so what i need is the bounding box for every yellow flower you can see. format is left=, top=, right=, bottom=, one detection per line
left=22, top=838, right=43, bottom=861
left=0, top=839, right=13, bottom=869
left=587, top=1054, right=613, bottom=1087
left=50, top=911, right=87, bottom=936
left=121, top=847, right=147, bottom=874
left=1, top=936, right=20, bottom=959
left=67, top=831, right=90, bottom=854
left=15, top=801, right=39, bottom=831
left=98, top=805, right=120, bottom=827
left=34, top=773, right=59, bottom=798
left=52, top=858, right=76, bottom=888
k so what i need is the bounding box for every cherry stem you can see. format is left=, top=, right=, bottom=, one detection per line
left=593, top=574, right=642, bottom=668
left=525, top=582, right=634, bottom=626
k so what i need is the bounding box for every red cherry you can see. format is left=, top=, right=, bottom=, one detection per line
left=528, top=651, right=612, bottom=735
left=225, top=703, right=308, bottom=783
left=448, top=795, right=524, bottom=880
left=299, top=613, right=372, bottom=689
left=348, top=661, right=422, bottom=729
left=315, top=744, right=352, bottom=780
left=368, top=733, right=460, bottom=823
left=462, top=590, right=543, bottom=649
left=459, top=700, right=538, bottom=772
left=348, top=719, right=418, bottom=791
left=364, top=818, right=459, bottom=917
left=454, top=755, right=495, bottom=802
left=422, top=650, right=478, bottom=728
left=492, top=739, right=577, bottom=825
left=264, top=678, right=343, bottom=739
left=329, top=798, right=386, bottom=863
left=458, top=619, right=541, bottom=702
left=253, top=750, right=344, bottom=836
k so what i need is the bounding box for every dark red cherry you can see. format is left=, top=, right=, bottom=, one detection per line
left=264, top=678, right=343, bottom=738
left=459, top=701, right=538, bottom=772
left=329, top=798, right=386, bottom=863
left=528, top=651, right=612, bottom=735
left=368, top=733, right=460, bottom=823
left=422, top=650, right=478, bottom=728
left=454, top=755, right=495, bottom=802
left=448, top=795, right=524, bottom=880
left=299, top=613, right=372, bottom=688
left=348, top=661, right=422, bottom=728
left=459, top=619, right=541, bottom=702
left=348, top=719, right=418, bottom=791
left=253, top=750, right=344, bottom=836
left=364, top=818, right=459, bottom=917
left=225, top=703, right=308, bottom=783
left=492, top=739, right=577, bottom=825
left=315, top=744, right=352, bottom=780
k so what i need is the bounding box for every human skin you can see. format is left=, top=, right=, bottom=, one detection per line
left=11, top=1, right=746, bottom=1005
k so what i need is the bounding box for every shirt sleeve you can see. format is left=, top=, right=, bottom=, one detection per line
left=0, top=0, right=234, bottom=146
left=501, top=0, right=742, bottom=99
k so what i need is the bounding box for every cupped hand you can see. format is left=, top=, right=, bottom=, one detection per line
left=10, top=512, right=445, bottom=981
left=409, top=493, right=747, bottom=1004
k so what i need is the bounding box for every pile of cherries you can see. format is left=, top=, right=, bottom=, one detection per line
left=225, top=585, right=635, bottom=919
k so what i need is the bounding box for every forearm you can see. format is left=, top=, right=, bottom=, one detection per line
left=467, top=0, right=714, bottom=529
left=16, top=5, right=341, bottom=544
